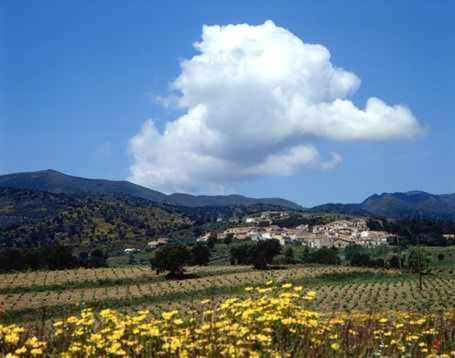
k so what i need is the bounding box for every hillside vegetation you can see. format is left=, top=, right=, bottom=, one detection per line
left=0, top=192, right=191, bottom=251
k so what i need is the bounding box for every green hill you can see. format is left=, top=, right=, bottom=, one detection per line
left=0, top=189, right=191, bottom=251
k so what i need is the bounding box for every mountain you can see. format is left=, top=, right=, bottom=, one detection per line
left=0, top=170, right=302, bottom=210
left=360, top=191, right=455, bottom=220
left=311, top=191, right=455, bottom=220
left=0, top=189, right=191, bottom=249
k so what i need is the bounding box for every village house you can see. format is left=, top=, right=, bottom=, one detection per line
left=124, top=248, right=140, bottom=254
left=147, top=237, right=169, bottom=249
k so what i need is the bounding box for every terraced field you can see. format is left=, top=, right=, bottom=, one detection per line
left=1, top=264, right=455, bottom=329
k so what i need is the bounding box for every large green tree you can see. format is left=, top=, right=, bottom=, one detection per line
left=150, top=244, right=191, bottom=278
left=191, top=243, right=211, bottom=266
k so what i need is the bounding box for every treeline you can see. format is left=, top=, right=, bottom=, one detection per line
left=344, top=244, right=433, bottom=272
left=0, top=245, right=107, bottom=272
left=368, top=218, right=455, bottom=246
left=151, top=240, right=283, bottom=279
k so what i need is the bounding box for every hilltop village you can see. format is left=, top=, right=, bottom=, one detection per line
left=196, top=211, right=393, bottom=249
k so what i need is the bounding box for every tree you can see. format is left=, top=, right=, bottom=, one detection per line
left=128, top=253, right=136, bottom=265
left=191, top=243, right=211, bottom=266
left=388, top=255, right=402, bottom=269
left=407, top=246, right=431, bottom=274
left=300, top=246, right=311, bottom=263
left=250, top=239, right=282, bottom=270
left=229, top=240, right=281, bottom=269
left=407, top=245, right=432, bottom=291
left=207, top=232, right=218, bottom=249
left=308, top=247, right=340, bottom=265
left=284, top=247, right=294, bottom=259
left=224, top=233, right=234, bottom=245
left=344, top=245, right=366, bottom=262
left=150, top=244, right=191, bottom=278
left=230, top=243, right=255, bottom=265
left=89, top=249, right=107, bottom=267
left=349, top=252, right=372, bottom=267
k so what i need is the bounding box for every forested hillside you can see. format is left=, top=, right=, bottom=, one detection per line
left=0, top=190, right=191, bottom=251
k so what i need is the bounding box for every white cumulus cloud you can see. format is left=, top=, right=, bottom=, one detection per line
left=129, top=20, right=423, bottom=193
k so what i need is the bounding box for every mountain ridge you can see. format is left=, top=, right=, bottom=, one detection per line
left=0, top=170, right=302, bottom=210
left=311, top=191, right=455, bottom=220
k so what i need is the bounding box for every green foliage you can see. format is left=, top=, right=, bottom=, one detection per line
left=0, top=244, right=80, bottom=272
left=229, top=239, right=282, bottom=269
left=302, top=247, right=341, bottom=265
left=406, top=246, right=432, bottom=273
left=284, top=247, right=294, bottom=259
left=1, top=193, right=190, bottom=251
left=190, top=244, right=211, bottom=266
left=230, top=243, right=256, bottom=265
left=207, top=233, right=218, bottom=249
left=250, top=239, right=282, bottom=270
left=223, top=233, right=234, bottom=245
left=349, top=253, right=372, bottom=267
left=344, top=244, right=366, bottom=262
left=273, top=214, right=328, bottom=228
left=150, top=244, right=191, bottom=277
left=384, top=219, right=455, bottom=246
left=388, top=255, right=403, bottom=269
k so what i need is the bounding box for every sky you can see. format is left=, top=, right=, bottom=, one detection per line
left=1, top=1, right=454, bottom=206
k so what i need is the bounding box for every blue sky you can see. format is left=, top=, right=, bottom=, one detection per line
left=1, top=1, right=454, bottom=206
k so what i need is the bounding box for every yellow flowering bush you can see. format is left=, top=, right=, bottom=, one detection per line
left=1, top=283, right=455, bottom=357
